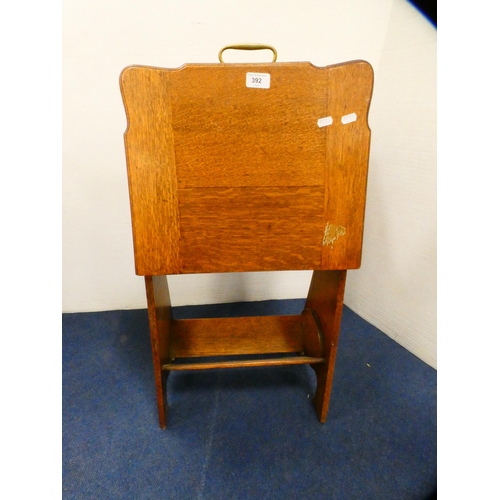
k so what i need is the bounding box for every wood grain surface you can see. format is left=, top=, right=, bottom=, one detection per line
left=305, top=270, right=347, bottom=422
left=145, top=275, right=174, bottom=428
left=169, top=315, right=304, bottom=358
left=120, top=60, right=373, bottom=275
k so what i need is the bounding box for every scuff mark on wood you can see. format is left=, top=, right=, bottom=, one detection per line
left=322, top=223, right=346, bottom=246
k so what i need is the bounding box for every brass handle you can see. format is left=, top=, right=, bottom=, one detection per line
left=218, top=44, right=278, bottom=63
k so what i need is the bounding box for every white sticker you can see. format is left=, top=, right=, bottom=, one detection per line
left=246, top=72, right=271, bottom=89
left=341, top=112, right=357, bottom=125
left=317, top=116, right=333, bottom=128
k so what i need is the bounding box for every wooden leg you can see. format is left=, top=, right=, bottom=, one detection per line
left=145, top=275, right=173, bottom=429
left=304, top=270, right=347, bottom=423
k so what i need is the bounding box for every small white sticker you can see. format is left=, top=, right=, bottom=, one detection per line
left=317, top=116, right=333, bottom=128
left=341, top=112, right=357, bottom=125
left=246, top=72, right=270, bottom=89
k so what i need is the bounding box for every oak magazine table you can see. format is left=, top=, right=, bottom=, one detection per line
left=120, top=45, right=373, bottom=428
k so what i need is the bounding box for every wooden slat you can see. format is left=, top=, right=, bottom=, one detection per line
left=321, top=62, right=373, bottom=270
left=144, top=275, right=174, bottom=428
left=163, top=356, right=324, bottom=371
left=169, top=64, right=328, bottom=188
left=178, top=186, right=324, bottom=220
left=170, top=315, right=305, bottom=358
left=179, top=216, right=324, bottom=273
left=178, top=185, right=324, bottom=272
left=120, top=68, right=181, bottom=275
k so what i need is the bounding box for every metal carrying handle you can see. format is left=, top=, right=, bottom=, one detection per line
left=218, top=44, right=278, bottom=63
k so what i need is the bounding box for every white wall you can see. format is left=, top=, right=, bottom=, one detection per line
left=62, top=0, right=436, bottom=367
left=344, top=1, right=436, bottom=368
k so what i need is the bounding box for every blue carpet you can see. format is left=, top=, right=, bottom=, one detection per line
left=62, top=300, right=436, bottom=499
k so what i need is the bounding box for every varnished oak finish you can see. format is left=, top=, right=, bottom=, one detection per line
left=170, top=316, right=305, bottom=358
left=305, top=270, right=347, bottom=422
left=144, top=275, right=173, bottom=428
left=120, top=61, right=372, bottom=275
left=120, top=58, right=373, bottom=428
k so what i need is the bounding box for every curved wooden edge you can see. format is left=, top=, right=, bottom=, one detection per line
left=120, top=69, right=182, bottom=275
left=119, top=59, right=373, bottom=75
left=301, top=308, right=325, bottom=359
